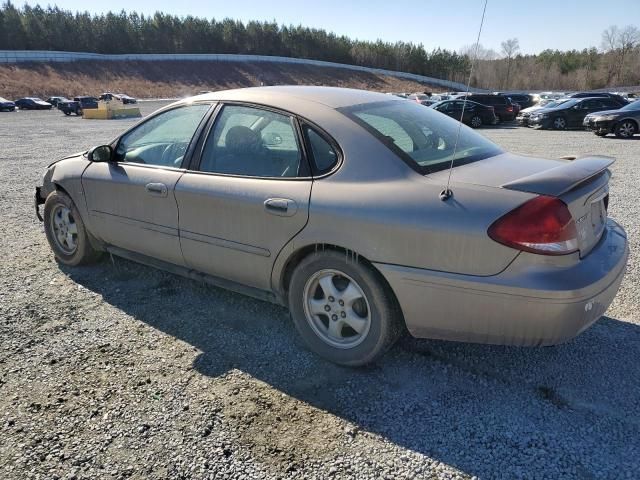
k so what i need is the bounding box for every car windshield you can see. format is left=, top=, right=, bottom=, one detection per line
left=621, top=101, right=640, bottom=111
left=546, top=98, right=578, bottom=109
left=340, top=100, right=503, bottom=174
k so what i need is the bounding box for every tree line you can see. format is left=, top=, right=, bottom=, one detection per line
left=0, top=2, right=470, bottom=83
left=1, top=2, right=638, bottom=90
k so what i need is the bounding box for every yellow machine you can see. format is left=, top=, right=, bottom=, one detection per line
left=83, top=98, right=141, bottom=120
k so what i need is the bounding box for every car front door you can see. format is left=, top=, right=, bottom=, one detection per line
left=82, top=103, right=212, bottom=266
left=175, top=104, right=313, bottom=291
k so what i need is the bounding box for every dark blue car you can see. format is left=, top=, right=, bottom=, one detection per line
left=14, top=97, right=53, bottom=110
left=0, top=96, right=16, bottom=112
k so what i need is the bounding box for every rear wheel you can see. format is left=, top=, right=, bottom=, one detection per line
left=44, top=191, right=101, bottom=266
left=615, top=120, right=637, bottom=138
left=594, top=131, right=608, bottom=137
left=552, top=116, right=567, bottom=130
left=63, top=110, right=71, bottom=116
left=288, top=250, right=401, bottom=366
left=470, top=115, right=482, bottom=128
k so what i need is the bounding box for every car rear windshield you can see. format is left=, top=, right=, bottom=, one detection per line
left=340, top=100, right=503, bottom=174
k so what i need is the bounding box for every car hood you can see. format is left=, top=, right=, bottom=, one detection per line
left=47, top=151, right=88, bottom=168
left=521, top=105, right=544, bottom=113
left=428, top=152, right=614, bottom=196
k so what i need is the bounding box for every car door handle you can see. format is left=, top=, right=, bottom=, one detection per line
left=264, top=198, right=297, bottom=217
left=145, top=182, right=168, bottom=197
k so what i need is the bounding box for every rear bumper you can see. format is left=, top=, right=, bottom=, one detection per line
left=375, top=219, right=628, bottom=346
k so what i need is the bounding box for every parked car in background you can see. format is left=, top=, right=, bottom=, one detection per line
left=537, top=92, right=565, bottom=100
left=117, top=93, right=137, bottom=104
left=529, top=97, right=624, bottom=130
left=408, top=93, right=437, bottom=106
left=14, top=97, right=52, bottom=110
left=99, top=92, right=137, bottom=104
left=386, top=92, right=409, bottom=99
left=517, top=99, right=569, bottom=126
left=35, top=86, right=628, bottom=366
left=0, top=96, right=16, bottom=111
left=46, top=96, right=71, bottom=108
left=431, top=99, right=497, bottom=127
left=496, top=92, right=537, bottom=109
left=58, top=96, right=99, bottom=116
left=568, top=92, right=628, bottom=105
left=583, top=100, right=640, bottom=138
left=457, top=94, right=516, bottom=122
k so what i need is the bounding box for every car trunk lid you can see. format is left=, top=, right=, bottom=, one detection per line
left=432, top=153, right=614, bottom=257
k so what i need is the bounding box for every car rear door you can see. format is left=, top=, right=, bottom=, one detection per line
left=175, top=103, right=313, bottom=291
left=82, top=103, right=212, bottom=266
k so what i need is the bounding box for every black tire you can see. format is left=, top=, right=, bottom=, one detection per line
left=76, top=108, right=83, bottom=116
left=470, top=115, right=482, bottom=128
left=594, top=131, right=607, bottom=137
left=43, top=190, right=102, bottom=266
left=288, top=250, right=402, bottom=366
left=63, top=110, right=71, bottom=116
left=614, top=120, right=637, bottom=139
left=552, top=116, right=567, bottom=130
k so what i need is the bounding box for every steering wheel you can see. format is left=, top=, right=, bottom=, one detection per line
left=161, top=143, right=188, bottom=167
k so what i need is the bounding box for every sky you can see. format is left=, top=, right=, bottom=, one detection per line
left=17, top=0, right=640, bottom=55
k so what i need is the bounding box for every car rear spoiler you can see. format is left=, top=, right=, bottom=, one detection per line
left=501, top=155, right=614, bottom=197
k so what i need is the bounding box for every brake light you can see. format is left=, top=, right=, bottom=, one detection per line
left=506, top=106, right=514, bottom=112
left=488, top=196, right=578, bottom=255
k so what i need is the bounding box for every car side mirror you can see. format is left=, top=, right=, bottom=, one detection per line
left=88, top=145, right=113, bottom=162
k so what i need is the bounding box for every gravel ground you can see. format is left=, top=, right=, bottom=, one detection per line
left=1, top=102, right=639, bottom=480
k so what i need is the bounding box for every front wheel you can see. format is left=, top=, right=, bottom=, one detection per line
left=552, top=117, right=567, bottom=130
left=43, top=190, right=102, bottom=266
left=615, top=121, right=637, bottom=138
left=288, top=251, right=402, bottom=366
left=470, top=115, right=482, bottom=128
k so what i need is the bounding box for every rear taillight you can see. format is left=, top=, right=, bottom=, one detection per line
left=488, top=196, right=578, bottom=255
left=506, top=106, right=514, bottom=112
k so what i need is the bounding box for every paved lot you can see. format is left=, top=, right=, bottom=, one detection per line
left=1, top=102, right=639, bottom=480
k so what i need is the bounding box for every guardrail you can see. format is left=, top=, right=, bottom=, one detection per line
left=0, top=50, right=485, bottom=92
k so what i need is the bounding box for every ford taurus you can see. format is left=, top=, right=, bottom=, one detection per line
left=35, top=87, right=628, bottom=366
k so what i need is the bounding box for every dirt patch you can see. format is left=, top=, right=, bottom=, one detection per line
left=0, top=61, right=440, bottom=99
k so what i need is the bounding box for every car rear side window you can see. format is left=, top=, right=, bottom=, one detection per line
left=303, top=126, right=338, bottom=174
left=199, top=105, right=303, bottom=178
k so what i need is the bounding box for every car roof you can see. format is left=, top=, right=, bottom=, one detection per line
left=187, top=86, right=402, bottom=110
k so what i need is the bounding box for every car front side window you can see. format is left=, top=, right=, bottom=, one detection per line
left=199, top=105, right=303, bottom=177
left=115, top=104, right=211, bottom=167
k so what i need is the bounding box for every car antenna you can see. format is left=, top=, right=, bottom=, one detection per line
left=440, top=0, right=489, bottom=201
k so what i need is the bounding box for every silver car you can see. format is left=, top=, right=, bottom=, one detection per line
left=36, top=87, right=629, bottom=366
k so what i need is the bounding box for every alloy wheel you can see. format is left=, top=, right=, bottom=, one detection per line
left=618, top=121, right=636, bottom=138
left=553, top=117, right=566, bottom=129
left=51, top=204, right=78, bottom=254
left=303, top=269, right=371, bottom=349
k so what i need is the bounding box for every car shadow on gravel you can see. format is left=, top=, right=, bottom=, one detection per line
left=62, top=257, right=640, bottom=479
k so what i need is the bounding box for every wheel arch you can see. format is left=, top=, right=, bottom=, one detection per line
left=617, top=117, right=639, bottom=130
left=275, top=243, right=406, bottom=326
